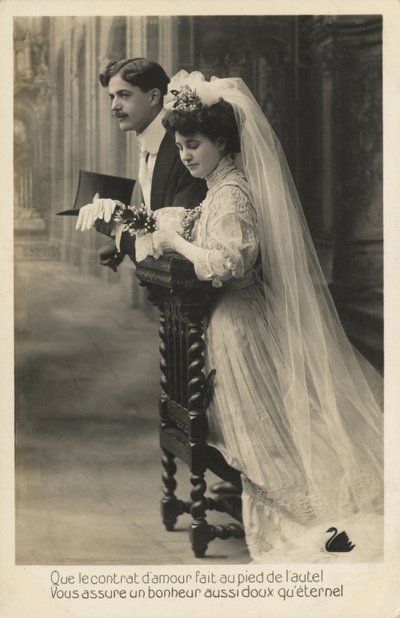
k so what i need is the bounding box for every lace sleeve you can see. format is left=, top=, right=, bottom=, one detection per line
left=194, top=184, right=259, bottom=286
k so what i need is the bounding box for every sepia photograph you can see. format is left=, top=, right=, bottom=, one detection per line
left=3, top=1, right=400, bottom=617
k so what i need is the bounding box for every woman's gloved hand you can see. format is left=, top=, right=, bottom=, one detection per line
left=76, top=193, right=121, bottom=231
left=151, top=228, right=179, bottom=256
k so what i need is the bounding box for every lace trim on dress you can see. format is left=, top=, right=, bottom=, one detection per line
left=205, top=156, right=238, bottom=189
left=242, top=466, right=383, bottom=527
left=196, top=172, right=259, bottom=287
left=209, top=239, right=245, bottom=278
left=192, top=244, right=241, bottom=288
left=242, top=476, right=325, bottom=525
left=205, top=188, right=258, bottom=231
left=205, top=157, right=253, bottom=200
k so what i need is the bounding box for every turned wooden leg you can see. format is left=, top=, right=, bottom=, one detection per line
left=190, top=472, right=211, bottom=557
left=161, top=449, right=179, bottom=531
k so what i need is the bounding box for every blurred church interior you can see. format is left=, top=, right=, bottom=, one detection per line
left=14, top=14, right=383, bottom=370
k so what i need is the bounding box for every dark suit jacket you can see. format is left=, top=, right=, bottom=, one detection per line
left=96, top=131, right=207, bottom=258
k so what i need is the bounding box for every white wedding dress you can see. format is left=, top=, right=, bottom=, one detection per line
left=176, top=156, right=384, bottom=563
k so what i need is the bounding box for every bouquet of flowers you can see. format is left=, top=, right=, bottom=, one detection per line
left=113, top=203, right=157, bottom=237
left=113, top=203, right=202, bottom=262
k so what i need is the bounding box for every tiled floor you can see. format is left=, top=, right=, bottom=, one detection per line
left=14, top=259, right=249, bottom=565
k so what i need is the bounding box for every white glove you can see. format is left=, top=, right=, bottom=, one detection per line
left=152, top=229, right=206, bottom=264
left=172, top=233, right=206, bottom=264
left=75, top=193, right=121, bottom=231
left=151, top=229, right=179, bottom=255
left=135, top=234, right=155, bottom=262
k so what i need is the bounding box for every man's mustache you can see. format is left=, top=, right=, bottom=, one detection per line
left=113, top=112, right=128, bottom=119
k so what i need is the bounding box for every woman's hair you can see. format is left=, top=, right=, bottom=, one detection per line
left=99, top=57, right=170, bottom=95
left=163, top=99, right=241, bottom=154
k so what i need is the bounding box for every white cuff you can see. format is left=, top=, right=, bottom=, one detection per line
left=115, top=223, right=124, bottom=251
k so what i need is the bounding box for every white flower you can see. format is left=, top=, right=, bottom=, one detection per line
left=164, top=70, right=222, bottom=110
left=195, top=80, right=220, bottom=106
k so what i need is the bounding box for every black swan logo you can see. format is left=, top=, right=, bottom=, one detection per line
left=325, top=527, right=355, bottom=552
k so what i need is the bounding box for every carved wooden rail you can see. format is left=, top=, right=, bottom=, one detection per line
left=136, top=253, right=244, bottom=558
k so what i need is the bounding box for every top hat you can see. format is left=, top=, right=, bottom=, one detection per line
left=57, top=170, right=135, bottom=216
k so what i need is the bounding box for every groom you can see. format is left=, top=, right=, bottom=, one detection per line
left=88, top=58, right=239, bottom=497
left=91, top=57, right=207, bottom=267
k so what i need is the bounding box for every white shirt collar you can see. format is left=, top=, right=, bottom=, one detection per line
left=137, top=109, right=166, bottom=155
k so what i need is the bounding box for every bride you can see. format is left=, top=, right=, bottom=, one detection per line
left=150, top=71, right=383, bottom=563
left=78, top=70, right=383, bottom=563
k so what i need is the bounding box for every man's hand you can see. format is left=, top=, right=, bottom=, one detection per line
left=98, top=239, right=124, bottom=272
left=76, top=193, right=121, bottom=231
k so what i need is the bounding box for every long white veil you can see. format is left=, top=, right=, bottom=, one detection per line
left=165, top=71, right=383, bottom=524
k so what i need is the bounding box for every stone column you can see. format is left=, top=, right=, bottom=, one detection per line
left=14, top=17, right=59, bottom=261
left=159, top=17, right=179, bottom=75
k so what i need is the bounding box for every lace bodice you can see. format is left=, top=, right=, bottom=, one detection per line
left=191, top=157, right=260, bottom=287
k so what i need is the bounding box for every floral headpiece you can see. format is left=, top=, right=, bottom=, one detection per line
left=164, top=70, right=223, bottom=111
left=169, top=85, right=203, bottom=112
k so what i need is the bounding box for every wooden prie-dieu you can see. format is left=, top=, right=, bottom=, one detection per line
left=136, top=253, right=244, bottom=558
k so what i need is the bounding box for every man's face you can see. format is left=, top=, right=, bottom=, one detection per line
left=108, top=74, right=154, bottom=134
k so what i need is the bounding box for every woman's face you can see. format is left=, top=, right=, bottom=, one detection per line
left=175, top=132, right=226, bottom=178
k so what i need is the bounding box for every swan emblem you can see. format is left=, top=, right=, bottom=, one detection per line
left=325, top=527, right=355, bottom=552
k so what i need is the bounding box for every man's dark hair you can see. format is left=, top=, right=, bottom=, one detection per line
left=99, top=57, right=170, bottom=95
left=163, top=100, right=241, bottom=154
